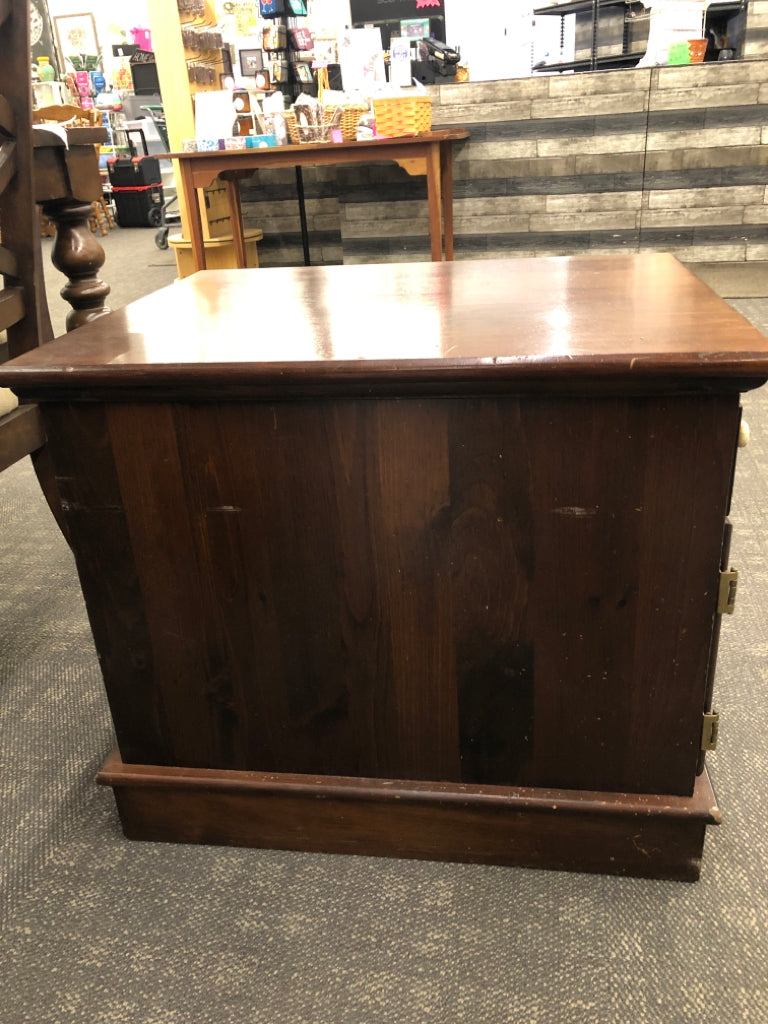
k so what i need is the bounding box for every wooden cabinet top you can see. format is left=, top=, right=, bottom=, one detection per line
left=3, top=254, right=767, bottom=399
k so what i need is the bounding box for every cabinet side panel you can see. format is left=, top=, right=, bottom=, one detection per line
left=45, top=392, right=740, bottom=796
left=40, top=404, right=170, bottom=765
left=528, top=393, right=741, bottom=795
left=171, top=399, right=462, bottom=780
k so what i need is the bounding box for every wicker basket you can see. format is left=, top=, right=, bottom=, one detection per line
left=284, top=111, right=299, bottom=144
left=331, top=103, right=369, bottom=141
left=285, top=114, right=332, bottom=144
left=372, top=94, right=431, bottom=137
left=285, top=104, right=369, bottom=144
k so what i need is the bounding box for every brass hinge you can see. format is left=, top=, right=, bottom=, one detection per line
left=717, top=568, right=739, bottom=615
left=701, top=710, right=720, bottom=752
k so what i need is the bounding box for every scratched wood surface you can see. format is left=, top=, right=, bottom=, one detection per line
left=43, top=388, right=741, bottom=797
left=2, top=255, right=768, bottom=402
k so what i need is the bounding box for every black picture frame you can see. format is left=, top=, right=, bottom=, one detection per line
left=239, top=48, right=264, bottom=75
left=293, top=61, right=314, bottom=83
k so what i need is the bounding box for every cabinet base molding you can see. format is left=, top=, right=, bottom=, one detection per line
left=97, top=750, right=721, bottom=882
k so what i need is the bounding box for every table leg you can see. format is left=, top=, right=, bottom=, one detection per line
left=425, top=142, right=443, bottom=262
left=295, top=166, right=311, bottom=267
left=179, top=162, right=207, bottom=272
left=440, top=142, right=456, bottom=262
left=42, top=198, right=111, bottom=331
left=224, top=177, right=247, bottom=269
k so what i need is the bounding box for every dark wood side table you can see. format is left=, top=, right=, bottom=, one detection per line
left=2, top=254, right=766, bottom=881
left=165, top=129, right=469, bottom=271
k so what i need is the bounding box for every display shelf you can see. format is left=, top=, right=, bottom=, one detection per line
left=533, top=0, right=626, bottom=17
left=533, top=50, right=647, bottom=73
left=148, top=0, right=240, bottom=259
left=532, top=0, right=746, bottom=71
left=533, top=0, right=649, bottom=71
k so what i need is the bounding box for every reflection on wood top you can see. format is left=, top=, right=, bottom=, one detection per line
left=3, top=255, right=768, bottom=397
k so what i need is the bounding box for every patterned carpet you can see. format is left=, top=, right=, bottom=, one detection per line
left=1, top=295, right=767, bottom=1024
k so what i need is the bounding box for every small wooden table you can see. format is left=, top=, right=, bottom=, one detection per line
left=2, top=254, right=767, bottom=881
left=166, top=129, right=469, bottom=271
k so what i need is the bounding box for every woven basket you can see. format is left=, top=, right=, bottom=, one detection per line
left=285, top=110, right=321, bottom=144
left=373, top=94, right=431, bottom=137
left=331, top=103, right=369, bottom=141
left=284, top=111, right=299, bottom=144
left=285, top=104, right=369, bottom=144
left=286, top=114, right=332, bottom=144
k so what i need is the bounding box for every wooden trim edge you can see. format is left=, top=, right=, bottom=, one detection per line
left=97, top=749, right=721, bottom=823
left=97, top=751, right=719, bottom=880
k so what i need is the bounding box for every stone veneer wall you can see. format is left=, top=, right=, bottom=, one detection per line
left=241, top=57, right=768, bottom=267
left=745, top=0, right=768, bottom=57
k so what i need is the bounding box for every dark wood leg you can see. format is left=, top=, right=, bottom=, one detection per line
left=440, top=142, right=456, bottom=261
left=43, top=198, right=111, bottom=331
left=224, top=177, right=247, bottom=269
left=296, top=166, right=311, bottom=267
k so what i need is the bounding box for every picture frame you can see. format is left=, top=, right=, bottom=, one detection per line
left=239, top=48, right=264, bottom=75
left=253, top=69, right=271, bottom=91
left=259, top=0, right=285, bottom=16
left=54, top=12, right=99, bottom=61
left=289, top=27, right=314, bottom=51
left=293, top=62, right=314, bottom=84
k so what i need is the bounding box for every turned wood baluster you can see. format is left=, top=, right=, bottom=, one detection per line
left=42, top=198, right=111, bottom=331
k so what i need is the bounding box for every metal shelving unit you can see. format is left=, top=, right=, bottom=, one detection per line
left=532, top=0, right=745, bottom=74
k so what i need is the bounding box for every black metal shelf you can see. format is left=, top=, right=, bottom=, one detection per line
left=533, top=0, right=741, bottom=15
left=533, top=50, right=646, bottom=73
left=532, top=0, right=746, bottom=73
left=534, top=0, right=628, bottom=16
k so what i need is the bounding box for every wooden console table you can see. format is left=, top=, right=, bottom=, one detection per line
left=165, top=129, right=468, bottom=271
left=2, top=253, right=766, bottom=881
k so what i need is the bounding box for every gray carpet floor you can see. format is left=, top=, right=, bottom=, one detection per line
left=1, top=234, right=768, bottom=1022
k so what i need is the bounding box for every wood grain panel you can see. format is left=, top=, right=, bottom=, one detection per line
left=176, top=399, right=390, bottom=777
left=105, top=403, right=219, bottom=768
left=0, top=94, right=14, bottom=138
left=44, top=392, right=741, bottom=797
left=449, top=398, right=535, bottom=785
left=624, top=394, right=742, bottom=792
left=528, top=394, right=741, bottom=795
left=367, top=400, right=457, bottom=780
left=0, top=404, right=44, bottom=472
left=170, top=399, right=459, bottom=780
left=39, top=404, right=169, bottom=765
left=528, top=396, right=649, bottom=791
left=0, top=287, right=23, bottom=332
left=0, top=136, right=16, bottom=195
left=0, top=243, right=18, bottom=277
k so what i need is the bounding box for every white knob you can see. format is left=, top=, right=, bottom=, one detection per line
left=738, top=420, right=750, bottom=448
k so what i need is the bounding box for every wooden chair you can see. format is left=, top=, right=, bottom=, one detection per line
left=0, top=1, right=65, bottom=529
left=32, top=103, right=114, bottom=237
left=32, top=103, right=102, bottom=128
